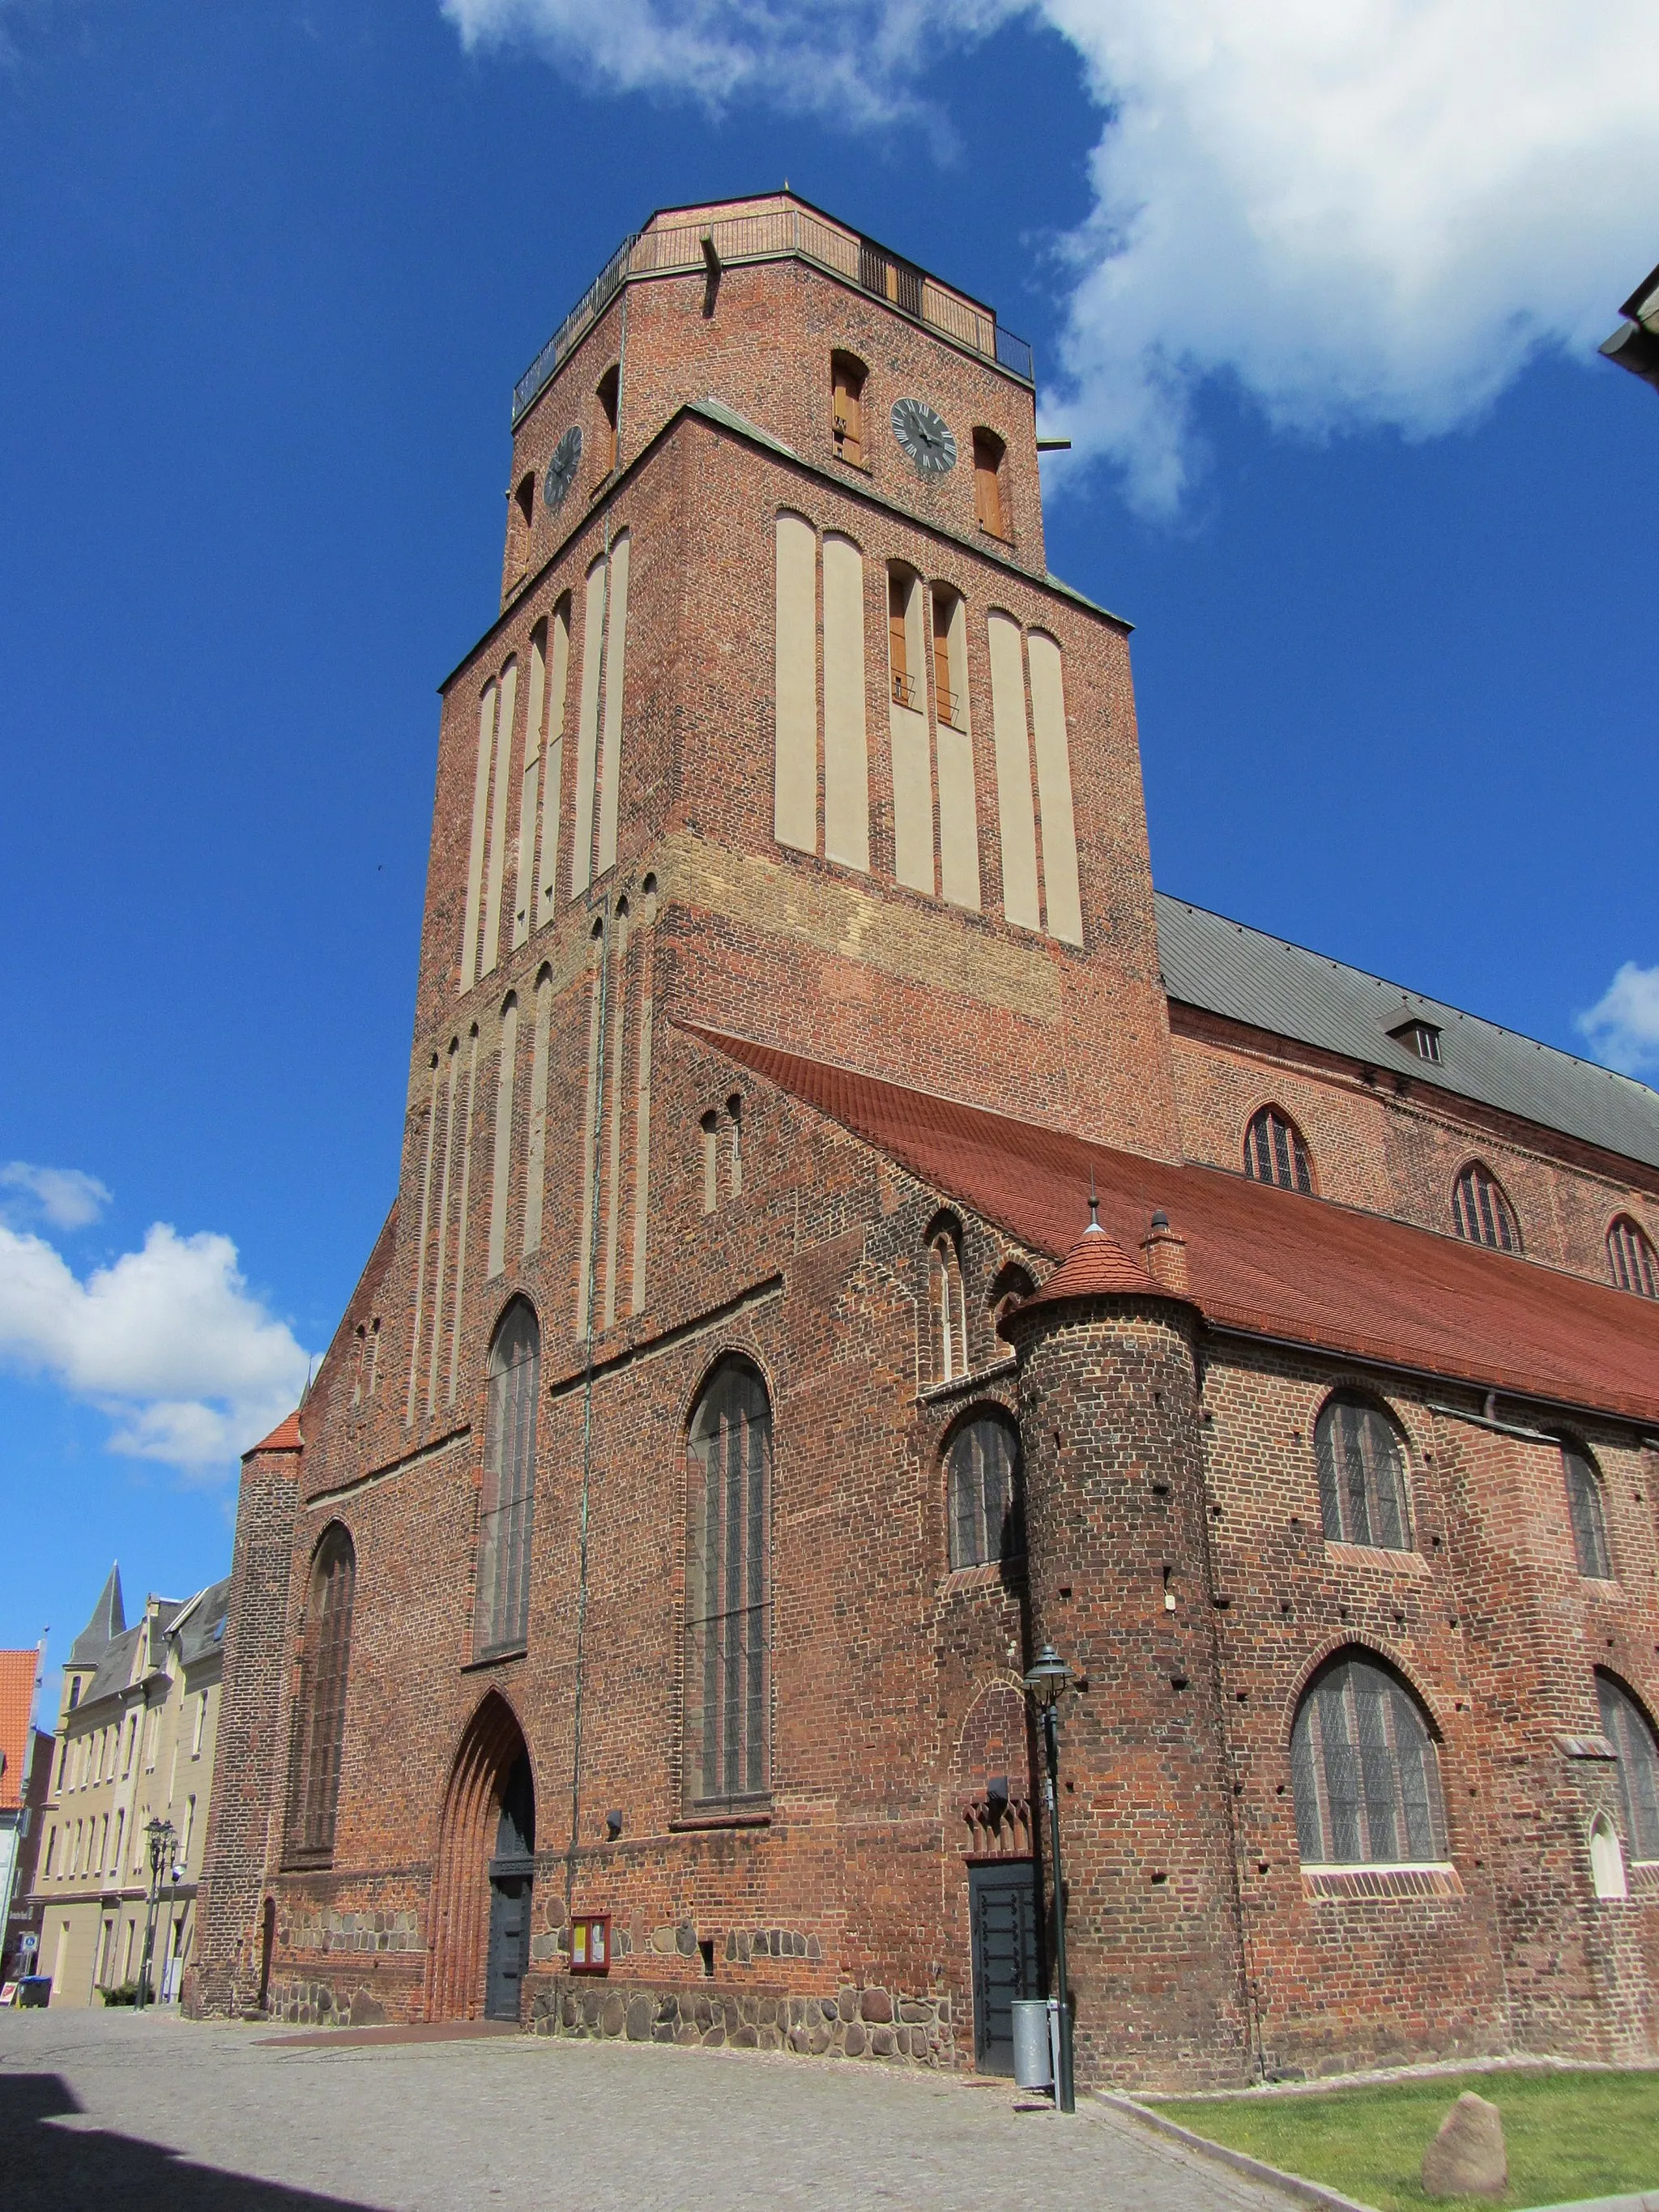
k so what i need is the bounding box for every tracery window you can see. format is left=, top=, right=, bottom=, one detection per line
left=474, top=1300, right=540, bottom=1657
left=684, top=1359, right=771, bottom=1808
left=1315, top=1393, right=1412, bottom=1550
left=1291, top=1652, right=1448, bottom=1865
left=1597, top=1673, right=1659, bottom=1864
left=1244, top=1106, right=1312, bottom=1194
left=1452, top=1161, right=1520, bottom=1252
left=1608, top=1215, right=1659, bottom=1298
left=284, top=1525, right=356, bottom=1865
left=948, top=1411, right=1023, bottom=1571
left=1563, top=1439, right=1612, bottom=1580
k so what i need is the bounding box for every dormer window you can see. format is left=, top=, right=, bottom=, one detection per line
left=1391, top=1018, right=1442, bottom=1064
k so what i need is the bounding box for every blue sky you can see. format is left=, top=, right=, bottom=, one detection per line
left=2, top=0, right=1656, bottom=1703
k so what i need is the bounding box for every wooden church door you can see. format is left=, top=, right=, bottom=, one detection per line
left=484, top=1754, right=534, bottom=2022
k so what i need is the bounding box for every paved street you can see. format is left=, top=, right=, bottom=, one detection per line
left=1, top=2008, right=1296, bottom=2212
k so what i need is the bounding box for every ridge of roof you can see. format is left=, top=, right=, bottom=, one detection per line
left=677, top=1021, right=1659, bottom=1427
left=1155, top=891, right=1659, bottom=1174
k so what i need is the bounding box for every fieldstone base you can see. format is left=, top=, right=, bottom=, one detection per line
left=267, top=1975, right=394, bottom=2027
left=528, top=1977, right=954, bottom=2067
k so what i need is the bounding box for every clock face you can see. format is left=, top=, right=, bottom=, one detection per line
left=543, top=425, right=583, bottom=513
left=890, top=398, right=957, bottom=479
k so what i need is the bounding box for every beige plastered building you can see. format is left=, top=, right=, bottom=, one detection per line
left=32, top=1566, right=229, bottom=2005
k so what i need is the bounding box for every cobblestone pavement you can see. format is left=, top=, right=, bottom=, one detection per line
left=1, top=2008, right=1298, bottom=2212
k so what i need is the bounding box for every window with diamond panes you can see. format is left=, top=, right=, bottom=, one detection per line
left=1244, top=1106, right=1312, bottom=1194
left=1563, top=1440, right=1612, bottom=1580
left=1452, top=1161, right=1520, bottom=1251
left=948, top=1412, right=1023, bottom=1571
left=474, top=1300, right=539, bottom=1657
left=684, top=1360, right=770, bottom=1808
left=1291, top=1652, right=1448, bottom=1865
left=1315, top=1394, right=1412, bottom=1550
left=1598, top=1673, right=1659, bottom=1863
left=285, top=1526, right=356, bottom=1865
left=1609, top=1216, right=1659, bottom=1298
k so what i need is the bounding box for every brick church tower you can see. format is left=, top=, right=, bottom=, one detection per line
left=190, top=193, right=1659, bottom=2087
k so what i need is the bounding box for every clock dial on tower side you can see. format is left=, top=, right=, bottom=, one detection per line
left=890, top=398, right=957, bottom=479
left=543, top=425, right=583, bottom=513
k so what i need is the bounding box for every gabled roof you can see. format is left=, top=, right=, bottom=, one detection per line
left=1156, top=893, right=1659, bottom=1174
left=682, top=1024, right=1659, bottom=1428
left=68, top=1563, right=124, bottom=1665
left=0, top=1650, right=38, bottom=1810
left=173, top=1577, right=232, bottom=1669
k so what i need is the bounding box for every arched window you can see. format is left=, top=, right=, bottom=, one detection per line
left=929, top=1223, right=969, bottom=1383
left=1245, top=1106, right=1312, bottom=1194
left=684, top=1359, right=771, bottom=1807
left=475, top=1300, right=539, bottom=1657
left=1608, top=1215, right=1659, bottom=1298
left=1452, top=1161, right=1520, bottom=1252
left=1597, top=1674, right=1659, bottom=1864
left=596, top=364, right=620, bottom=474
left=948, top=1411, right=1023, bottom=1570
left=830, top=352, right=866, bottom=466
left=973, top=429, right=1007, bottom=539
left=1562, top=1439, right=1611, bottom=1579
left=1291, top=1652, right=1448, bottom=1865
left=285, top=1526, right=356, bottom=1865
left=1314, top=1393, right=1412, bottom=1550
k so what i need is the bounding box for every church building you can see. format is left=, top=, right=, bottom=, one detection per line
left=188, top=193, right=1659, bottom=2087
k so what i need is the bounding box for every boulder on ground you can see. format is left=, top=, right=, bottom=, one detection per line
left=1421, top=2091, right=1508, bottom=2199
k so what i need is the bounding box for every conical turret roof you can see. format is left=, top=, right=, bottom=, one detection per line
left=68, top=1562, right=125, bottom=1664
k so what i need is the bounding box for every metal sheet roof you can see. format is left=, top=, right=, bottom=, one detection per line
left=1156, top=893, right=1659, bottom=1174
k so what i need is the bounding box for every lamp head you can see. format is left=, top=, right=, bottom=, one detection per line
left=1023, top=1643, right=1073, bottom=1711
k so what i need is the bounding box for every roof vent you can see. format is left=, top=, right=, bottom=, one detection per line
left=1390, top=1017, right=1443, bottom=1065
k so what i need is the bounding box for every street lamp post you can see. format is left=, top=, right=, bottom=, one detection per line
left=1024, top=1643, right=1075, bottom=2113
left=135, top=1818, right=175, bottom=2011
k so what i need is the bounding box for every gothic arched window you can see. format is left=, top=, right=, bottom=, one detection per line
left=684, top=1359, right=771, bottom=1808
left=1608, top=1215, right=1659, bottom=1298
left=928, top=1220, right=969, bottom=1384
left=285, top=1526, right=356, bottom=1865
left=1314, top=1393, right=1412, bottom=1551
left=948, top=1411, right=1023, bottom=1571
left=1452, top=1161, right=1520, bottom=1252
left=1291, top=1652, right=1448, bottom=1866
left=1245, top=1106, right=1312, bottom=1194
left=1563, top=1440, right=1612, bottom=1581
left=1598, top=1674, right=1659, bottom=1864
left=475, top=1300, right=540, bottom=1657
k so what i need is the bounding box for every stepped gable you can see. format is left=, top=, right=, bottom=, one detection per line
left=679, top=1022, right=1659, bottom=1424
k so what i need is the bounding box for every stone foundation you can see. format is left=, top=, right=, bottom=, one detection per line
left=528, top=1976, right=954, bottom=2066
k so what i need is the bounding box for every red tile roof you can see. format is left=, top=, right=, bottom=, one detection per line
left=681, top=1025, right=1659, bottom=1426
left=1015, top=1225, right=1161, bottom=1312
left=0, top=1649, right=39, bottom=1811
left=246, top=1409, right=303, bottom=1457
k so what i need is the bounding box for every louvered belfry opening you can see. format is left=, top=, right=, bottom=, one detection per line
left=684, top=1359, right=771, bottom=1809
left=474, top=1300, right=539, bottom=1659
left=284, top=1526, right=356, bottom=1866
left=428, top=1692, right=531, bottom=2021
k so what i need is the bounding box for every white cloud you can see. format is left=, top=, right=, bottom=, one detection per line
left=441, top=0, right=1659, bottom=508
left=0, top=1219, right=311, bottom=1479
left=0, top=1161, right=112, bottom=1231
left=1578, top=962, right=1659, bottom=1077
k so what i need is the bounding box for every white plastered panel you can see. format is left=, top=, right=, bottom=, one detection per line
left=536, top=600, right=570, bottom=929
left=480, top=658, right=517, bottom=978
left=522, top=968, right=551, bottom=1259
left=889, top=571, right=933, bottom=893
left=513, top=630, right=545, bottom=950
left=1026, top=632, right=1082, bottom=948
left=570, top=558, right=609, bottom=900
left=935, top=593, right=979, bottom=912
left=487, top=995, right=519, bottom=1279
left=821, top=532, right=869, bottom=872
left=595, top=530, right=630, bottom=881
left=987, top=611, right=1039, bottom=931
left=773, top=512, right=818, bottom=853
left=460, top=684, right=497, bottom=993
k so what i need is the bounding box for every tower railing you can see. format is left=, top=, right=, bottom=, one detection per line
left=511, top=207, right=1034, bottom=427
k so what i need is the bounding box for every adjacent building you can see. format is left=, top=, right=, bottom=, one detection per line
left=189, top=192, right=1659, bottom=2086
left=34, top=1566, right=230, bottom=2004
left=1601, top=258, right=1659, bottom=394
left=0, top=1648, right=50, bottom=1984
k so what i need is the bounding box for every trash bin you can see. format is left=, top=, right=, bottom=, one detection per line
left=1011, top=1998, right=1054, bottom=2090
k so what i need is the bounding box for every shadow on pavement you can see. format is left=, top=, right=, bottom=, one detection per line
left=4, top=2072, right=377, bottom=2211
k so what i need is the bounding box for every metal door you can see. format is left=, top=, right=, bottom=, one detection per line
left=969, top=1862, right=1040, bottom=2073
left=484, top=1876, right=530, bottom=2022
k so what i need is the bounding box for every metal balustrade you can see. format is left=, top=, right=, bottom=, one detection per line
left=511, top=207, right=1034, bottom=427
